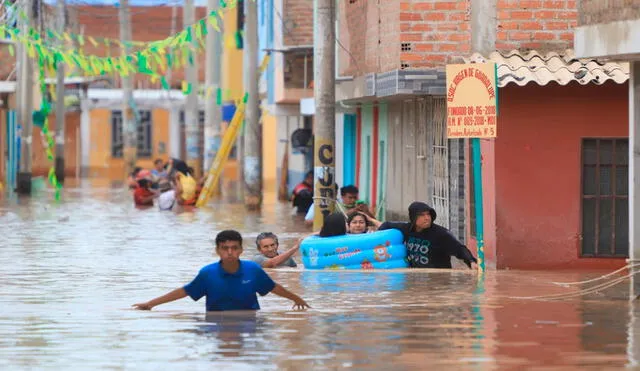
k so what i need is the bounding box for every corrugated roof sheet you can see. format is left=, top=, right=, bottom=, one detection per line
left=465, top=49, right=629, bottom=87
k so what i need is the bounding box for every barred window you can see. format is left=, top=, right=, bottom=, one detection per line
left=111, top=110, right=153, bottom=158
left=581, top=138, right=628, bottom=257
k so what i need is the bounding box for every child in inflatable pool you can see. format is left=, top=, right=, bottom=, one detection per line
left=252, top=232, right=302, bottom=268
left=319, top=213, right=348, bottom=237
left=132, top=230, right=310, bottom=311
left=347, top=212, right=382, bottom=234
left=378, top=201, right=477, bottom=269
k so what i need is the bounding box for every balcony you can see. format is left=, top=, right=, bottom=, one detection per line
left=274, top=46, right=313, bottom=104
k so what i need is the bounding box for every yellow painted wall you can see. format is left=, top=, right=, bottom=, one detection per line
left=88, top=107, right=170, bottom=180
left=262, top=113, right=277, bottom=191
left=222, top=8, right=244, bottom=101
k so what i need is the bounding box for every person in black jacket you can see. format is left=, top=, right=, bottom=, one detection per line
left=379, top=201, right=477, bottom=269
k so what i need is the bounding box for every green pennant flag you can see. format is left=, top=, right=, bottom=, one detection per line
left=33, top=110, right=47, bottom=129
left=34, top=44, right=44, bottom=59
left=161, top=76, right=170, bottom=90
left=186, top=26, right=193, bottom=43
left=137, top=51, right=152, bottom=75
left=188, top=51, right=194, bottom=66
left=216, top=88, right=222, bottom=105
left=199, top=19, right=208, bottom=37
left=183, top=82, right=192, bottom=95
left=166, top=53, right=173, bottom=68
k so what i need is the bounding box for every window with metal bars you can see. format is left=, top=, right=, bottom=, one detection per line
left=111, top=110, right=153, bottom=158
left=581, top=138, right=629, bottom=257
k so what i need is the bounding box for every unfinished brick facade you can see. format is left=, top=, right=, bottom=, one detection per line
left=579, top=0, right=640, bottom=26
left=283, top=0, right=314, bottom=46
left=339, top=0, right=472, bottom=75
left=496, top=0, right=577, bottom=52
left=399, top=0, right=471, bottom=69
left=339, top=0, right=581, bottom=77
left=338, top=0, right=397, bottom=76
left=75, top=5, right=209, bottom=89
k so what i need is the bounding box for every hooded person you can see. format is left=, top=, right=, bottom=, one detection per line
left=378, top=201, right=477, bottom=269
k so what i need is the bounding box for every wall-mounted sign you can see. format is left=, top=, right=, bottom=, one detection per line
left=445, top=63, right=497, bottom=139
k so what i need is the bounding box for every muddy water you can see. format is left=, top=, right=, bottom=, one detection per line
left=0, top=184, right=636, bottom=370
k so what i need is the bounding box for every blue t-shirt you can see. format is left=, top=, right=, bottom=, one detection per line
left=183, top=260, right=276, bottom=311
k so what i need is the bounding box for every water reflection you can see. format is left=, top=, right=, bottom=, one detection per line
left=0, top=186, right=636, bottom=369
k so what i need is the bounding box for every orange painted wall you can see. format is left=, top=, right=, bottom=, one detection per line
left=88, top=107, right=170, bottom=179
left=491, top=82, right=628, bottom=270
left=32, top=112, right=80, bottom=177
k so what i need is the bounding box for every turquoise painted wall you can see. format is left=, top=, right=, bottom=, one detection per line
left=343, top=114, right=357, bottom=187
left=358, top=106, right=373, bottom=203
left=376, top=103, right=388, bottom=220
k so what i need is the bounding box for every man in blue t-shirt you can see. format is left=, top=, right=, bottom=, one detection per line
left=132, top=230, right=310, bottom=311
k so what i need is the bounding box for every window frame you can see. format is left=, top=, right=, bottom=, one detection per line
left=580, top=137, right=629, bottom=258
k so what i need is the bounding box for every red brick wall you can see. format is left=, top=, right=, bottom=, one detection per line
left=74, top=5, right=209, bottom=89
left=340, top=0, right=468, bottom=75
left=380, top=0, right=401, bottom=72
left=400, top=0, right=471, bottom=69
left=283, top=0, right=313, bottom=46
left=496, top=0, right=577, bottom=52
left=338, top=0, right=386, bottom=76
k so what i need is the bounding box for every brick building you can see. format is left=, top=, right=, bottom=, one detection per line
left=574, top=1, right=640, bottom=272
left=337, top=0, right=631, bottom=269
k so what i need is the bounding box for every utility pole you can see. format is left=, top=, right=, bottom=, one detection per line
left=55, top=0, right=66, bottom=184
left=16, top=0, right=34, bottom=195
left=243, top=0, right=261, bottom=209
left=184, top=0, right=200, bottom=178
left=166, top=4, right=177, bottom=88
left=119, top=0, right=136, bottom=179
left=311, top=0, right=336, bottom=230
left=204, top=0, right=222, bottom=175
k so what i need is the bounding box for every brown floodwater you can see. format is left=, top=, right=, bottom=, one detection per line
left=0, top=182, right=637, bottom=370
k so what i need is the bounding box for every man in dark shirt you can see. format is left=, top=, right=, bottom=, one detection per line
left=379, top=201, right=477, bottom=269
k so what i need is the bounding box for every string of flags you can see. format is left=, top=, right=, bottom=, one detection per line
left=3, top=0, right=249, bottom=200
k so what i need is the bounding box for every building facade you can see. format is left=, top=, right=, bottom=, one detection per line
left=338, top=0, right=630, bottom=269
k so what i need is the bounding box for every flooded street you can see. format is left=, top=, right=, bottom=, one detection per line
left=0, top=184, right=637, bottom=370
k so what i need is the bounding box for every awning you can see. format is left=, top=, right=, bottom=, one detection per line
left=465, top=49, right=629, bottom=87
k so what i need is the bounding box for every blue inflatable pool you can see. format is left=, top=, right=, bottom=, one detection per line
left=300, top=229, right=408, bottom=270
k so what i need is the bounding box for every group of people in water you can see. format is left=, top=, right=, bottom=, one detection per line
left=133, top=191, right=478, bottom=312
left=129, top=158, right=205, bottom=210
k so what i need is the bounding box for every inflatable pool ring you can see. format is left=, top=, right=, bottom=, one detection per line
left=300, top=229, right=408, bottom=270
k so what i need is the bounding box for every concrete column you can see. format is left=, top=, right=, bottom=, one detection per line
left=630, top=61, right=640, bottom=297
left=80, top=95, right=90, bottom=177
left=243, top=0, right=262, bottom=209
left=311, top=0, right=337, bottom=230
left=471, top=0, right=497, bottom=56
left=169, top=107, right=181, bottom=159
